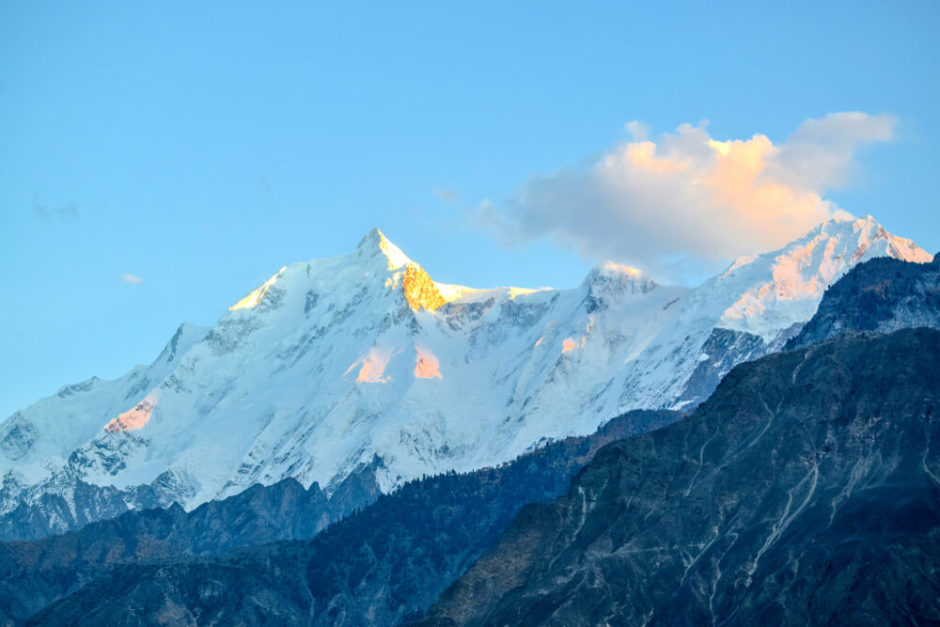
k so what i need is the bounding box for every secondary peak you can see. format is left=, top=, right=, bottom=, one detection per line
left=584, top=261, right=656, bottom=292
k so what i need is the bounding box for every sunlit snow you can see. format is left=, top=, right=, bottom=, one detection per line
left=414, top=346, right=443, bottom=379
left=0, top=216, right=929, bottom=514
left=229, top=267, right=286, bottom=311
left=103, top=393, right=159, bottom=432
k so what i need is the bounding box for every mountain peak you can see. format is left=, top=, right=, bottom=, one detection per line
left=846, top=216, right=923, bottom=263
left=583, top=261, right=656, bottom=293
left=801, top=214, right=927, bottom=263
left=4, top=209, right=933, bottom=538
left=598, top=261, right=645, bottom=278
left=354, top=228, right=448, bottom=311
left=356, top=228, right=412, bottom=270
left=715, top=213, right=930, bottom=338
left=579, top=262, right=657, bottom=314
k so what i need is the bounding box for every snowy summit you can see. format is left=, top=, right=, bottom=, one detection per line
left=0, top=216, right=929, bottom=534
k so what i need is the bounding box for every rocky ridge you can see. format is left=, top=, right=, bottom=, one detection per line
left=419, top=329, right=940, bottom=625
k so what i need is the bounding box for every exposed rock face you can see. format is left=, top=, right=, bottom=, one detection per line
left=787, top=253, right=940, bottom=349
left=674, top=324, right=801, bottom=407
left=18, top=411, right=676, bottom=626
left=418, top=329, right=940, bottom=626
left=402, top=263, right=447, bottom=311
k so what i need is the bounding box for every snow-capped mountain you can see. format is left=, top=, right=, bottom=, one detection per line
left=0, top=215, right=929, bottom=538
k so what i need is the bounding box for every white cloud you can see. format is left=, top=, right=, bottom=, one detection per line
left=121, top=274, right=144, bottom=285
left=476, top=112, right=896, bottom=282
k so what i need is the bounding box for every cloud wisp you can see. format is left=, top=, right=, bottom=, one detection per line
left=32, top=199, right=79, bottom=220
left=475, top=112, right=896, bottom=281
left=121, top=274, right=144, bottom=285
left=433, top=187, right=460, bottom=204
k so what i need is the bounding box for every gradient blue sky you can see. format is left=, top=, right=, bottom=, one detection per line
left=2, top=1, right=938, bottom=418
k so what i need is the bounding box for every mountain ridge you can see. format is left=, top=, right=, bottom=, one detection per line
left=418, top=328, right=940, bottom=625
left=6, top=248, right=940, bottom=624
left=25, top=329, right=939, bottom=626
left=786, top=250, right=939, bottom=349
left=0, top=215, right=929, bottom=540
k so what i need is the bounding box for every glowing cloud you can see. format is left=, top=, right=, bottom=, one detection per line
left=346, top=347, right=393, bottom=383
left=602, top=261, right=641, bottom=276
left=414, top=346, right=443, bottom=379
left=104, top=393, right=159, bottom=432
left=476, top=112, right=896, bottom=281
left=121, top=273, right=144, bottom=285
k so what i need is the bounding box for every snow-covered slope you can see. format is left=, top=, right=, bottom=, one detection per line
left=613, top=215, right=931, bottom=410
left=0, top=216, right=929, bottom=536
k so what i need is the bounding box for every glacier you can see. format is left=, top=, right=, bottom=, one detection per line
left=0, top=214, right=930, bottom=537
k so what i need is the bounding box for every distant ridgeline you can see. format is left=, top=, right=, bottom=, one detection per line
left=5, top=249, right=940, bottom=624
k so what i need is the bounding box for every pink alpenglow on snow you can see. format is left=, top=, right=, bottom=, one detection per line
left=346, top=347, right=393, bottom=383
left=104, top=394, right=159, bottom=432
left=414, top=346, right=443, bottom=379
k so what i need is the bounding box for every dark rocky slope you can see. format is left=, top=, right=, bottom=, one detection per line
left=787, top=252, right=939, bottom=349
left=0, top=476, right=168, bottom=544
left=0, top=463, right=383, bottom=625
left=419, top=328, right=940, bottom=626
left=14, top=411, right=675, bottom=626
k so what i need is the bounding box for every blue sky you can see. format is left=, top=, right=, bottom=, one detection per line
left=1, top=1, right=938, bottom=418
